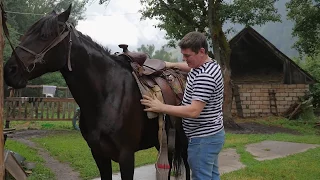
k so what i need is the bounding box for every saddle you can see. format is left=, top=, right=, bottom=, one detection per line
left=117, top=44, right=187, bottom=178
left=118, top=44, right=187, bottom=108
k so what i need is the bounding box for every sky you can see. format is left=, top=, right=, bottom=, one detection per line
left=76, top=0, right=169, bottom=53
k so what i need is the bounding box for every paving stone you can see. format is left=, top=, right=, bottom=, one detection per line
left=245, top=140, right=319, bottom=161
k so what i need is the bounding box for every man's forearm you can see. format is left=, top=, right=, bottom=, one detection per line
left=160, top=104, right=199, bottom=119
left=166, top=62, right=191, bottom=72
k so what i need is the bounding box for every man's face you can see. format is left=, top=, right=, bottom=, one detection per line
left=181, top=48, right=206, bottom=68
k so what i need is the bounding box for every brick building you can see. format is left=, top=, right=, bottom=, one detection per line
left=229, top=27, right=317, bottom=117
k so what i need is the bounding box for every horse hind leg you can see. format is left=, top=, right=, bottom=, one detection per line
left=119, top=150, right=135, bottom=180
left=91, top=149, right=112, bottom=180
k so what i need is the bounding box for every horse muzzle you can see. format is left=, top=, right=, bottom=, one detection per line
left=4, top=61, right=28, bottom=89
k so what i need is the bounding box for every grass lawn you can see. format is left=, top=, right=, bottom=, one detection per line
left=32, top=132, right=158, bottom=179
left=6, top=117, right=320, bottom=179
left=4, top=140, right=55, bottom=180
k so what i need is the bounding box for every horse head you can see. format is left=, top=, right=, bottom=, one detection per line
left=4, top=4, right=73, bottom=89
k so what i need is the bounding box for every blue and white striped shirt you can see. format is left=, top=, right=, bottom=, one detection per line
left=182, top=60, right=224, bottom=138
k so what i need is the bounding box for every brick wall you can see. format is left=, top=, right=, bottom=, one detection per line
left=232, top=84, right=309, bottom=117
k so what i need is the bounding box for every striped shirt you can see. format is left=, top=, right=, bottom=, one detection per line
left=182, top=60, right=224, bottom=138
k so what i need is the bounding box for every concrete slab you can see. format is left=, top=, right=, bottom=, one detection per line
left=219, top=148, right=246, bottom=174
left=92, top=148, right=243, bottom=180
left=246, top=140, right=319, bottom=161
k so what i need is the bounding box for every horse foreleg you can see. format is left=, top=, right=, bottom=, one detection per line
left=119, top=150, right=135, bottom=180
left=91, top=149, right=112, bottom=180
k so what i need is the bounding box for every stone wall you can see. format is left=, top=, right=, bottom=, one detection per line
left=232, top=84, right=309, bottom=117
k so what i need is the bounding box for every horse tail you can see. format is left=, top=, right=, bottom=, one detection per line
left=171, top=120, right=188, bottom=177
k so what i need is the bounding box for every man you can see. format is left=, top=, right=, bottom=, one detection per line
left=140, top=31, right=225, bottom=180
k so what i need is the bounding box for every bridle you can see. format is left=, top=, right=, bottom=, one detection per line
left=16, top=22, right=76, bottom=72
left=2, top=7, right=77, bottom=73
left=17, top=21, right=78, bottom=72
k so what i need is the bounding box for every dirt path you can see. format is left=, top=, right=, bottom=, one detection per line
left=9, top=130, right=81, bottom=180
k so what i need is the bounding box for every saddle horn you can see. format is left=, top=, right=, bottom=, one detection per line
left=118, top=44, right=129, bottom=53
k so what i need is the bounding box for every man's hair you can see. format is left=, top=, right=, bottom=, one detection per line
left=178, top=31, right=208, bottom=54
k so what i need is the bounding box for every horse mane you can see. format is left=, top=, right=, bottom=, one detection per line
left=24, top=12, right=131, bottom=70
left=76, top=31, right=131, bottom=69
left=25, top=13, right=60, bottom=38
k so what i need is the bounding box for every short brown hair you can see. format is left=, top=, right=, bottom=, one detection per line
left=178, top=31, right=208, bottom=54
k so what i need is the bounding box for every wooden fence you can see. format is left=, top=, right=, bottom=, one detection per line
left=4, top=85, right=78, bottom=121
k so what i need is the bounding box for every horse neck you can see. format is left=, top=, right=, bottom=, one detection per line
left=60, top=39, right=131, bottom=111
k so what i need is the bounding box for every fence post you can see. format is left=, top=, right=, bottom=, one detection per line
left=0, top=0, right=6, bottom=178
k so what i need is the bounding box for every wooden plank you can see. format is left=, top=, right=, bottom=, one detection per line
left=50, top=102, right=55, bottom=119
left=57, top=101, right=61, bottom=119
left=46, top=101, right=49, bottom=119
left=5, top=97, right=75, bottom=102
left=24, top=101, right=28, bottom=119
left=40, top=101, right=44, bottom=119
left=18, top=100, right=22, bottom=118
left=62, top=101, right=66, bottom=119
left=4, top=151, right=27, bottom=180
left=0, top=2, right=6, bottom=177
left=4, top=97, right=77, bottom=121
left=5, top=117, right=73, bottom=121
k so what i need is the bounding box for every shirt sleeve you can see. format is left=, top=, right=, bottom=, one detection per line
left=192, top=73, right=216, bottom=103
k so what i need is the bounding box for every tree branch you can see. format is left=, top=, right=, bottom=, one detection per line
left=160, top=0, right=195, bottom=26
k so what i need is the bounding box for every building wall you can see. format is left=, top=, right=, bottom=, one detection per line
left=232, top=84, right=309, bottom=117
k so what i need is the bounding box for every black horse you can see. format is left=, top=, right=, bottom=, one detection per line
left=3, top=5, right=190, bottom=180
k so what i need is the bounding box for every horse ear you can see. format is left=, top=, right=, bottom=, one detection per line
left=57, top=4, right=72, bottom=22
left=50, top=10, right=57, bottom=15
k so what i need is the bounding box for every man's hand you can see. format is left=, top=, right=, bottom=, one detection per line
left=140, top=95, right=165, bottom=113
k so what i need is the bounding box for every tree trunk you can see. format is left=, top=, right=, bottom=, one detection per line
left=208, top=0, right=240, bottom=129
left=0, top=1, right=5, bottom=178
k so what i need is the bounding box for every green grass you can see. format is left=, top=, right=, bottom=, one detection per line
left=32, top=131, right=158, bottom=179
left=253, top=116, right=320, bottom=135
left=222, top=145, right=320, bottom=180
left=6, top=116, right=320, bottom=179
left=8, top=121, right=75, bottom=130
left=4, top=140, right=55, bottom=180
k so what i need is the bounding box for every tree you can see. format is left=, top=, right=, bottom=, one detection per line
left=137, top=44, right=177, bottom=62
left=137, top=44, right=155, bottom=57
left=4, top=0, right=88, bottom=34
left=138, top=0, right=281, bottom=128
left=286, top=0, right=320, bottom=56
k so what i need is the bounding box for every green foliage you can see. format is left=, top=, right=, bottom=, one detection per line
left=3, top=25, right=20, bottom=62
left=294, top=53, right=320, bottom=108
left=137, top=44, right=155, bottom=57
left=29, top=72, right=67, bottom=87
left=4, top=0, right=88, bottom=34
left=286, top=0, right=320, bottom=56
left=137, top=44, right=177, bottom=62
left=139, top=0, right=281, bottom=48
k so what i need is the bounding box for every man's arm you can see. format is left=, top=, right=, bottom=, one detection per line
left=141, top=95, right=205, bottom=118
left=165, top=62, right=191, bottom=72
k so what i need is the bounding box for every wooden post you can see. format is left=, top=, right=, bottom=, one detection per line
left=0, top=0, right=5, bottom=179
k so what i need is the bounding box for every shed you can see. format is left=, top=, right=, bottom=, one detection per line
left=229, top=26, right=317, bottom=117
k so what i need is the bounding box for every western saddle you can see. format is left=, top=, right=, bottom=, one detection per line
left=117, top=44, right=187, bottom=177
left=118, top=44, right=187, bottom=108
